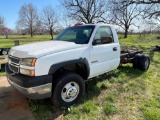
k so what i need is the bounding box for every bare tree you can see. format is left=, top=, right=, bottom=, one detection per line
left=145, top=5, right=160, bottom=35
left=35, top=20, right=46, bottom=35
left=41, top=5, right=57, bottom=39
left=129, top=0, right=160, bottom=18
left=129, top=0, right=160, bottom=4
left=60, top=11, right=77, bottom=28
left=156, top=17, right=160, bottom=34
left=0, top=27, right=12, bottom=39
left=109, top=0, right=143, bottom=38
left=0, top=16, right=4, bottom=29
left=17, top=3, right=39, bottom=37
left=59, top=0, right=108, bottom=23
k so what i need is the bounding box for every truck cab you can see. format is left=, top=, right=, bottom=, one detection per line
left=6, top=23, right=120, bottom=107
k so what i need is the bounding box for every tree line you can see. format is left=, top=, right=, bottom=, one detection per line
left=0, top=0, right=160, bottom=39
left=16, top=4, right=58, bottom=39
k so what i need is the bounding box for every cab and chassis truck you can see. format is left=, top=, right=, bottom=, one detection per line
left=5, top=23, right=150, bottom=107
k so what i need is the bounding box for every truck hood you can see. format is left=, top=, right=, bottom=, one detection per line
left=9, top=41, right=85, bottom=58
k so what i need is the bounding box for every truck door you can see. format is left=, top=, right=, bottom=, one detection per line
left=89, top=26, right=120, bottom=78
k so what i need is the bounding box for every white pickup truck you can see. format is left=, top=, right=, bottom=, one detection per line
left=6, top=23, right=150, bottom=107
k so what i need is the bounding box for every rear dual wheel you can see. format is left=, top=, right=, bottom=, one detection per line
left=133, top=54, right=150, bottom=71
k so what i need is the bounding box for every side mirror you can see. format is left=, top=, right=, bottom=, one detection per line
left=92, top=39, right=101, bottom=45
left=101, top=36, right=113, bottom=44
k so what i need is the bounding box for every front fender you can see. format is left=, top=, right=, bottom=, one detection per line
left=48, top=58, right=90, bottom=79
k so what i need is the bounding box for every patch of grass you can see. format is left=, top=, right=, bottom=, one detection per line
left=84, top=80, right=101, bottom=99
left=0, top=72, right=5, bottom=76
left=104, top=102, right=117, bottom=115
left=143, top=108, right=160, bottom=120
left=65, top=101, right=100, bottom=120
left=28, top=99, right=59, bottom=120
left=81, top=101, right=99, bottom=114
left=105, top=92, right=116, bottom=102
left=140, top=97, right=160, bottom=120
left=0, top=35, right=57, bottom=48
left=100, top=81, right=112, bottom=89
left=144, top=99, right=160, bottom=108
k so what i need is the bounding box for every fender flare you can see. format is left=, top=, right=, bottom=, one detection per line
left=48, top=58, right=90, bottom=79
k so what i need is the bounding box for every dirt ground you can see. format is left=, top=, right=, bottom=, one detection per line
left=0, top=77, right=35, bottom=120
left=0, top=57, right=7, bottom=64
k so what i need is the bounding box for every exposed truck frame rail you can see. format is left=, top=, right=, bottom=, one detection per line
left=120, top=48, right=150, bottom=71
left=120, top=49, right=143, bottom=64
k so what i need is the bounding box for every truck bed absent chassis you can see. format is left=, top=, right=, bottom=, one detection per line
left=120, top=49, right=143, bottom=64
left=0, top=48, right=144, bottom=72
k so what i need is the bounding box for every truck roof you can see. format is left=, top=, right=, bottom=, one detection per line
left=73, top=23, right=115, bottom=28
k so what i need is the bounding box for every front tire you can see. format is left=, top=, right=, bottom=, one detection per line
left=52, top=73, right=85, bottom=107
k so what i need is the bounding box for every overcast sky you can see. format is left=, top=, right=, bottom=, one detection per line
left=0, top=0, right=60, bottom=29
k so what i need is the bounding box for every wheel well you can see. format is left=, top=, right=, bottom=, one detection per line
left=52, top=63, right=88, bottom=81
left=51, top=63, right=88, bottom=93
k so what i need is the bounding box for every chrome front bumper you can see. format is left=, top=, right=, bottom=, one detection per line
left=7, top=78, right=52, bottom=99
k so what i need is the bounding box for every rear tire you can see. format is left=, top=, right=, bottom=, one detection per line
left=138, top=55, right=150, bottom=71
left=133, top=54, right=150, bottom=71
left=133, top=54, right=141, bottom=69
left=52, top=73, right=85, bottom=107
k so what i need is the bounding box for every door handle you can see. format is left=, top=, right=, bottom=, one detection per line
left=113, top=47, right=117, bottom=51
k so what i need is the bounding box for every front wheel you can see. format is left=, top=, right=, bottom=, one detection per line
left=52, top=73, right=85, bottom=107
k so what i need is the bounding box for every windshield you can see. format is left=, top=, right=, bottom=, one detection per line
left=55, top=25, right=95, bottom=44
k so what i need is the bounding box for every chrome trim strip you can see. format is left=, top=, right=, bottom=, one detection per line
left=20, top=65, right=35, bottom=70
left=9, top=55, right=20, bottom=59
left=9, top=63, right=19, bottom=67
left=9, top=55, right=21, bottom=64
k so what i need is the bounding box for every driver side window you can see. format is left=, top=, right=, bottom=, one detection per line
left=93, top=26, right=113, bottom=45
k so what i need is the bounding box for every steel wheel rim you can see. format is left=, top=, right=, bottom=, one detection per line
left=61, top=82, right=79, bottom=102
left=145, top=58, right=149, bottom=69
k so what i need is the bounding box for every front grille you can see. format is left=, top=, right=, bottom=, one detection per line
left=9, top=64, right=19, bottom=73
left=9, top=56, right=20, bottom=64
left=8, top=55, right=20, bottom=73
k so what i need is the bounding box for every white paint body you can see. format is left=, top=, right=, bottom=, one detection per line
left=9, top=24, right=120, bottom=78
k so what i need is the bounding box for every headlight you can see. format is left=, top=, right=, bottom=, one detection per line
left=20, top=68, right=35, bottom=76
left=21, top=58, right=37, bottom=66
left=20, top=58, right=37, bottom=76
